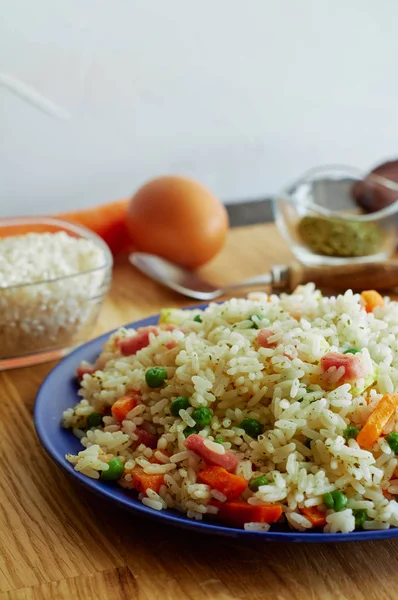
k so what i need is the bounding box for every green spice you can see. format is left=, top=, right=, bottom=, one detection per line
left=193, top=314, right=202, bottom=323
left=100, top=458, right=124, bottom=481
left=214, top=437, right=224, bottom=444
left=343, top=425, right=360, bottom=441
left=249, top=475, right=269, bottom=491
left=386, top=432, right=398, bottom=453
left=298, top=215, right=383, bottom=258
left=170, top=396, right=190, bottom=417
left=343, top=348, right=361, bottom=354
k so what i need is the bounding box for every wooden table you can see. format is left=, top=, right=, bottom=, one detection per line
left=1, top=223, right=398, bottom=600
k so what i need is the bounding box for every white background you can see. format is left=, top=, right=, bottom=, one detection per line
left=1, top=1, right=397, bottom=217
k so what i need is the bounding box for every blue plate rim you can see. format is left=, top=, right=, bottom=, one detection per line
left=34, top=311, right=398, bottom=543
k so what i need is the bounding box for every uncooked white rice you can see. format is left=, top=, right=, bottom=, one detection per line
left=0, top=231, right=109, bottom=358
left=63, top=285, right=398, bottom=533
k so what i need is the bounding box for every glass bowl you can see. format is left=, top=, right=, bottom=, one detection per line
left=0, top=217, right=113, bottom=370
left=273, top=165, right=398, bottom=266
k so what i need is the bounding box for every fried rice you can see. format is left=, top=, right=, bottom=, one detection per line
left=63, top=285, right=398, bottom=533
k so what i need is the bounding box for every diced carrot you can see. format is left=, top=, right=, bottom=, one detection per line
left=361, top=290, right=384, bottom=313
left=57, top=199, right=132, bottom=255
left=130, top=467, right=164, bottom=494
left=111, top=393, right=139, bottom=421
left=198, top=466, right=247, bottom=500
left=301, top=506, right=327, bottom=527
left=212, top=499, right=282, bottom=528
left=357, top=394, right=398, bottom=450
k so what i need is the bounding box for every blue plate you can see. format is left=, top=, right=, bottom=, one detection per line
left=34, top=312, right=398, bottom=542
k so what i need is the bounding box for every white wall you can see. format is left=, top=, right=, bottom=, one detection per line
left=1, top=0, right=397, bottom=217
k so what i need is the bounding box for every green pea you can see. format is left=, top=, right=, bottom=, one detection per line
left=170, top=396, right=190, bottom=417
left=323, top=492, right=335, bottom=510
left=240, top=418, right=264, bottom=438
left=353, top=509, right=367, bottom=529
left=387, top=432, right=398, bottom=454
left=214, top=437, right=224, bottom=444
left=192, top=407, right=213, bottom=428
left=183, top=426, right=199, bottom=438
left=249, top=314, right=264, bottom=329
left=193, top=314, right=202, bottom=323
left=343, top=348, right=360, bottom=354
left=100, top=457, right=124, bottom=481
left=145, top=366, right=167, bottom=388
left=249, top=475, right=269, bottom=491
left=87, top=412, right=103, bottom=429
left=343, top=426, right=360, bottom=441
left=331, top=490, right=348, bottom=512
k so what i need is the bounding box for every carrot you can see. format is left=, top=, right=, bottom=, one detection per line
left=361, top=290, right=384, bottom=313
left=357, top=393, right=398, bottom=450
left=197, top=466, right=247, bottom=500
left=130, top=467, right=164, bottom=494
left=111, top=393, right=138, bottom=421
left=57, top=199, right=132, bottom=255
left=212, top=499, right=282, bottom=528
left=0, top=223, right=61, bottom=238
left=301, top=506, right=327, bottom=527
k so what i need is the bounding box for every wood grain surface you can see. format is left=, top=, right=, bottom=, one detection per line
left=1, top=223, right=398, bottom=600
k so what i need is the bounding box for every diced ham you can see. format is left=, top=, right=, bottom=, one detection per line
left=257, top=329, right=277, bottom=348
left=118, top=326, right=159, bottom=356
left=135, top=427, right=158, bottom=449
left=76, top=364, right=95, bottom=381
left=184, top=434, right=239, bottom=473
left=320, top=352, right=367, bottom=382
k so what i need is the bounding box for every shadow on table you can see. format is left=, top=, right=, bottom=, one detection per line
left=76, top=485, right=398, bottom=599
